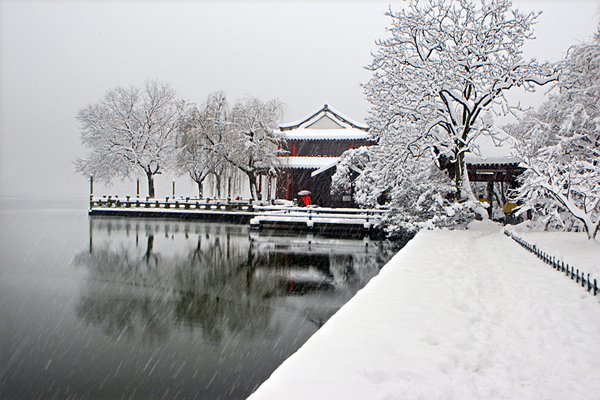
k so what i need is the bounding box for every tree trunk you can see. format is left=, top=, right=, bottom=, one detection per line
left=454, top=160, right=462, bottom=200
left=486, top=180, right=494, bottom=219
left=196, top=180, right=203, bottom=198
left=146, top=172, right=155, bottom=198
left=215, top=174, right=222, bottom=199
left=245, top=170, right=258, bottom=200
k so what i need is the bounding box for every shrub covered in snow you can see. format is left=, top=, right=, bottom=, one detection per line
left=382, top=165, right=480, bottom=240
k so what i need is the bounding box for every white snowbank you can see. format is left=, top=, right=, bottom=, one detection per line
left=249, top=224, right=600, bottom=400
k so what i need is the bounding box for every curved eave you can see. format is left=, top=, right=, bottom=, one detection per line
left=279, top=104, right=369, bottom=131
left=280, top=156, right=340, bottom=170
left=277, top=129, right=375, bottom=141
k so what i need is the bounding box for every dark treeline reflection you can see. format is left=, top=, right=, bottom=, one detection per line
left=73, top=217, right=401, bottom=398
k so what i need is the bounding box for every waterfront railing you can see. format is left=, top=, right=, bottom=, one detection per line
left=90, top=195, right=255, bottom=212
left=504, top=230, right=598, bottom=296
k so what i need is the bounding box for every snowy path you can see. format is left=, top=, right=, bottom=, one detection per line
left=248, top=223, right=600, bottom=400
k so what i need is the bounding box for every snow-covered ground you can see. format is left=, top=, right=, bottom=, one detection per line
left=248, top=221, right=600, bottom=400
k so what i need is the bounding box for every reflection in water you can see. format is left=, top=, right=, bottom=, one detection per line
left=72, top=217, right=401, bottom=398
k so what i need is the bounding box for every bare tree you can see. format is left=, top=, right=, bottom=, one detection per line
left=76, top=80, right=188, bottom=198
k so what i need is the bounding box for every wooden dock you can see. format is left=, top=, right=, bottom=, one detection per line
left=88, top=196, right=387, bottom=236
left=250, top=206, right=385, bottom=237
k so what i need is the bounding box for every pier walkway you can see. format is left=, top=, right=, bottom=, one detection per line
left=88, top=196, right=386, bottom=235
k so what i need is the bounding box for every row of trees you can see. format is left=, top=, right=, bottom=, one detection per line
left=76, top=82, right=284, bottom=199
left=333, top=0, right=599, bottom=239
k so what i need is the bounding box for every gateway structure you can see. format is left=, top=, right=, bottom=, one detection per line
left=276, top=104, right=376, bottom=207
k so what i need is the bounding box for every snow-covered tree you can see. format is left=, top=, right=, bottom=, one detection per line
left=175, top=94, right=284, bottom=200
left=514, top=28, right=600, bottom=239
left=331, top=147, right=373, bottom=198
left=76, top=80, right=188, bottom=197
left=227, top=96, right=284, bottom=200
left=382, top=162, right=479, bottom=239
left=176, top=92, right=230, bottom=197
left=363, top=0, right=555, bottom=202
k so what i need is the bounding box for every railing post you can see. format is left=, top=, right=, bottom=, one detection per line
left=89, top=175, right=94, bottom=209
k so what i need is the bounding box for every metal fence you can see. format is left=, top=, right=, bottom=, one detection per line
left=504, top=230, right=598, bottom=296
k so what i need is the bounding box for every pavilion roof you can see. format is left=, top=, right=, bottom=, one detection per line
left=277, top=104, right=373, bottom=141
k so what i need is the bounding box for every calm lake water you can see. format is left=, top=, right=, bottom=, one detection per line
left=0, top=199, right=401, bottom=399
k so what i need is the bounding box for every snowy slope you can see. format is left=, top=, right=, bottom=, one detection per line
left=248, top=222, right=600, bottom=400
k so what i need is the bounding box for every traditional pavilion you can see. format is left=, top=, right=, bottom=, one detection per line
left=465, top=131, right=523, bottom=184
left=272, top=105, right=523, bottom=209
left=464, top=130, right=524, bottom=216
left=275, top=104, right=376, bottom=207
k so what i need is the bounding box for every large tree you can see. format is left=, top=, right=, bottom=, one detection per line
left=227, top=96, right=284, bottom=200
left=362, top=0, right=555, bottom=202
left=76, top=80, right=188, bottom=198
left=514, top=28, right=600, bottom=239
left=175, top=94, right=284, bottom=200
left=176, top=92, right=230, bottom=197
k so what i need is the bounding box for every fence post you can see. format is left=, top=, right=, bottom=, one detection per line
left=571, top=266, right=574, bottom=280
left=594, top=279, right=598, bottom=296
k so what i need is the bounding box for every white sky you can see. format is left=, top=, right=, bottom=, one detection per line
left=1, top=0, right=598, bottom=199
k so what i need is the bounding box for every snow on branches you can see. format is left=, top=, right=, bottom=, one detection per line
left=175, top=93, right=284, bottom=200
left=230, top=96, right=285, bottom=200
left=514, top=29, right=600, bottom=239
left=76, top=80, right=189, bottom=198
left=363, top=0, right=555, bottom=202
left=176, top=91, right=230, bottom=197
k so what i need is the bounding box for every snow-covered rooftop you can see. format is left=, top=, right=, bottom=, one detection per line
left=277, top=105, right=373, bottom=141
left=280, top=104, right=369, bottom=131
left=281, top=156, right=339, bottom=170
left=279, top=129, right=373, bottom=141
